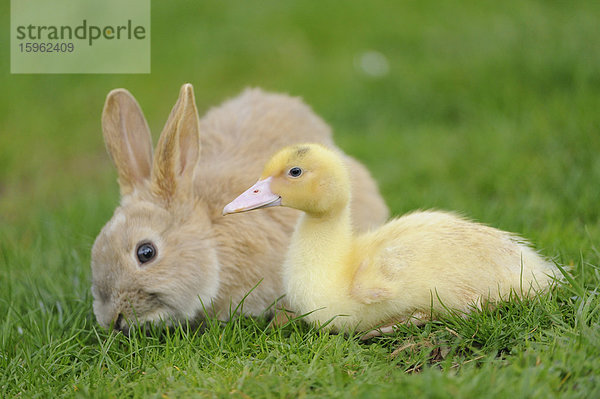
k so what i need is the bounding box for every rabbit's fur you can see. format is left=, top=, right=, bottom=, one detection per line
left=91, top=84, right=389, bottom=331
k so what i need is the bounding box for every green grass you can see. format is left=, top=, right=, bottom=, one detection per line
left=2, top=0, right=600, bottom=397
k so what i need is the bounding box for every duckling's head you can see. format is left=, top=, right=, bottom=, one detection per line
left=223, top=144, right=350, bottom=217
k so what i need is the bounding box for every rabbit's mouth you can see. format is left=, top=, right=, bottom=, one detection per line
left=111, top=295, right=192, bottom=335
left=114, top=313, right=125, bottom=331
left=112, top=312, right=159, bottom=336
left=113, top=312, right=202, bottom=337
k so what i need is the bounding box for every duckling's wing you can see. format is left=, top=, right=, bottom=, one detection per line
left=349, top=262, right=396, bottom=305
left=349, top=242, right=409, bottom=304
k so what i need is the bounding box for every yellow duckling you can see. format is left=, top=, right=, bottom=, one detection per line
left=223, top=144, right=559, bottom=337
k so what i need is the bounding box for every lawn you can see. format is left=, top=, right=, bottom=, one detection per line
left=1, top=0, right=600, bottom=397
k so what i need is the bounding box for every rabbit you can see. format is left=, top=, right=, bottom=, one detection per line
left=91, top=83, right=389, bottom=332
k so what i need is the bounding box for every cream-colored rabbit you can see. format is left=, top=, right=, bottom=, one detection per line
left=91, top=84, right=388, bottom=332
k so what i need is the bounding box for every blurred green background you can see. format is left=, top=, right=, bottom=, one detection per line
left=2, top=1, right=600, bottom=396
left=2, top=0, right=599, bottom=291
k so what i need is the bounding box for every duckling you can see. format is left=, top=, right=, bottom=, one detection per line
left=223, top=144, right=559, bottom=337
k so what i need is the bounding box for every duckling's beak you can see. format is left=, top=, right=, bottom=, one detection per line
left=223, top=177, right=282, bottom=215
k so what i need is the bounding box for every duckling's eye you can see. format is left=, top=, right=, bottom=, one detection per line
left=136, top=242, right=157, bottom=264
left=288, top=167, right=303, bottom=178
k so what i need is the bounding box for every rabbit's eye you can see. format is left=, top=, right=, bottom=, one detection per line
left=288, top=167, right=303, bottom=178
left=136, top=242, right=157, bottom=264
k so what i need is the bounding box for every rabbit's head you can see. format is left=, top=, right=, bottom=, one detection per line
left=92, top=84, right=220, bottom=332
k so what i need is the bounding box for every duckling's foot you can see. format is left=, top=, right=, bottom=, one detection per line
left=269, top=307, right=296, bottom=328
left=361, top=325, right=396, bottom=340
left=361, top=312, right=430, bottom=340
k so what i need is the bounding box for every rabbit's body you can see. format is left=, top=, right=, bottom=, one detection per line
left=91, top=85, right=388, bottom=331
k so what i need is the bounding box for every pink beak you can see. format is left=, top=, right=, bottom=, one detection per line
left=223, top=177, right=282, bottom=215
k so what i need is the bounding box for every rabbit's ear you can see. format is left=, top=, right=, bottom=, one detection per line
left=102, top=89, right=153, bottom=196
left=151, top=83, right=201, bottom=203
